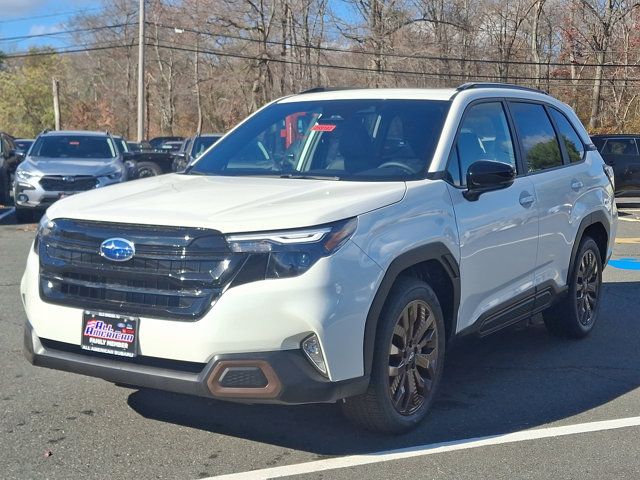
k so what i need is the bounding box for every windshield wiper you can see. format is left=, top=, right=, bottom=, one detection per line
left=279, top=173, right=341, bottom=180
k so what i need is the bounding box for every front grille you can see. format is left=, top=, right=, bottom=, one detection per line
left=40, top=176, right=97, bottom=192
left=39, top=219, right=245, bottom=320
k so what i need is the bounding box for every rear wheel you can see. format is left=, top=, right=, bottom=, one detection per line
left=136, top=162, right=163, bottom=178
left=543, top=237, right=602, bottom=338
left=342, top=277, right=445, bottom=433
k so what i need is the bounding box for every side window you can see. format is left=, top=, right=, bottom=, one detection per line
left=510, top=102, right=562, bottom=172
left=549, top=109, right=585, bottom=163
left=451, top=102, right=516, bottom=186
left=602, top=139, right=639, bottom=156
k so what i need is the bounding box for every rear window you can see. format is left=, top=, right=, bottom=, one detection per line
left=190, top=99, right=451, bottom=181
left=602, top=139, right=639, bottom=156
left=30, top=135, right=116, bottom=159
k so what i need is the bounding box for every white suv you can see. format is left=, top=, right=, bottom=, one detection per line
left=22, top=83, right=617, bottom=433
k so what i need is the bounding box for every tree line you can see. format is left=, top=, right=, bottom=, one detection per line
left=1, top=0, right=639, bottom=139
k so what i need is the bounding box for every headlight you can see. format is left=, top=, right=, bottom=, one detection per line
left=105, top=169, right=123, bottom=180
left=16, top=169, right=40, bottom=182
left=34, top=214, right=55, bottom=252
left=226, top=218, right=357, bottom=279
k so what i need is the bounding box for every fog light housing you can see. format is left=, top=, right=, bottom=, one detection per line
left=302, top=334, right=327, bottom=376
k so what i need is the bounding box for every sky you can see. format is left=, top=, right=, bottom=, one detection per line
left=0, top=0, right=103, bottom=52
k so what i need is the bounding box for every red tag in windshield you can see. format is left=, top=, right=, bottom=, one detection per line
left=311, top=124, right=336, bottom=132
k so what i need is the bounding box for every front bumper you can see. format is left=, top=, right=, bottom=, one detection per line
left=22, top=238, right=383, bottom=382
left=14, top=177, right=121, bottom=209
left=23, top=321, right=368, bottom=404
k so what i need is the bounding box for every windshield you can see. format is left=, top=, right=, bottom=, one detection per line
left=30, top=135, right=117, bottom=159
left=191, top=136, right=220, bottom=158
left=189, top=99, right=450, bottom=181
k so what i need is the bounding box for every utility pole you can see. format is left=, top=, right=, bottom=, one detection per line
left=52, top=77, right=61, bottom=130
left=137, top=0, right=145, bottom=142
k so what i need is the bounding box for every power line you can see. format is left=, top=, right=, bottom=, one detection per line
left=0, top=7, right=104, bottom=24
left=3, top=43, right=136, bottom=59
left=149, top=39, right=640, bottom=84
left=150, top=22, right=640, bottom=70
left=0, top=23, right=135, bottom=44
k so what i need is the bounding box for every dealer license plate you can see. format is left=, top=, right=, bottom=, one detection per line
left=81, top=311, right=138, bottom=358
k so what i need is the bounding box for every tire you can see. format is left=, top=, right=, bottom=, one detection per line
left=342, top=276, right=446, bottom=434
left=15, top=207, right=34, bottom=224
left=136, top=162, right=163, bottom=178
left=543, top=236, right=603, bottom=339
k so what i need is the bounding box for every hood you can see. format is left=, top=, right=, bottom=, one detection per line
left=47, top=174, right=406, bottom=233
left=21, top=157, right=121, bottom=177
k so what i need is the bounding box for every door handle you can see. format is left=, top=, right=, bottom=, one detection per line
left=519, top=191, right=535, bottom=208
left=571, top=180, right=584, bottom=191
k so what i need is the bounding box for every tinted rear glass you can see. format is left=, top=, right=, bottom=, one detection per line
left=31, top=135, right=116, bottom=159
left=190, top=99, right=451, bottom=181
left=602, top=139, right=639, bottom=156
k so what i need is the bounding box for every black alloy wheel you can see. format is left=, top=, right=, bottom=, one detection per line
left=543, top=236, right=603, bottom=339
left=342, top=277, right=445, bottom=433
left=388, top=299, right=439, bottom=416
left=575, top=249, right=599, bottom=327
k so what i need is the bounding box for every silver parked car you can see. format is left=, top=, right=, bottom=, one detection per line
left=13, top=130, right=130, bottom=223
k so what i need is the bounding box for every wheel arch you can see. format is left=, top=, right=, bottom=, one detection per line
left=363, top=243, right=460, bottom=376
left=567, top=210, right=610, bottom=285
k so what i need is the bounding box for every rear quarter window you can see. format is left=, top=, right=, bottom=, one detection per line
left=548, top=109, right=585, bottom=163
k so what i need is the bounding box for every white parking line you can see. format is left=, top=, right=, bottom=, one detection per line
left=204, top=416, right=640, bottom=480
left=0, top=207, right=15, bottom=222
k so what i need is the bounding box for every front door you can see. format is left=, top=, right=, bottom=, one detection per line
left=445, top=100, right=539, bottom=334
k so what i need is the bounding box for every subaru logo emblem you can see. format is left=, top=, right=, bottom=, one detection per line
left=99, top=238, right=135, bottom=262
left=63, top=176, right=75, bottom=182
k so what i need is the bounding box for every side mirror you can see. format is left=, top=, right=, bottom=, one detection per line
left=463, top=160, right=516, bottom=201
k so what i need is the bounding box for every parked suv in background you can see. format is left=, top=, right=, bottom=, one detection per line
left=172, top=133, right=223, bottom=171
left=22, top=84, right=616, bottom=433
left=591, top=134, right=640, bottom=197
left=13, top=130, right=129, bottom=223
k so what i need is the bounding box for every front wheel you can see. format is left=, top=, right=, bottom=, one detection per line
left=136, top=162, right=163, bottom=178
left=342, top=277, right=446, bottom=433
left=543, top=237, right=603, bottom=338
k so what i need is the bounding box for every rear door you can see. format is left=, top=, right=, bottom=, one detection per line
left=508, top=102, right=588, bottom=294
left=445, top=100, right=539, bottom=334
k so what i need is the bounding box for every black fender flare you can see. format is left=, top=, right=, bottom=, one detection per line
left=362, top=242, right=460, bottom=376
left=566, top=210, right=611, bottom=285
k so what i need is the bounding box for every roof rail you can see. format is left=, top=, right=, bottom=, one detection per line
left=299, top=87, right=357, bottom=94
left=456, top=82, right=548, bottom=95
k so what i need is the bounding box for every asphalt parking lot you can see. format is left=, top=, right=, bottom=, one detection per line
left=1, top=203, right=640, bottom=480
